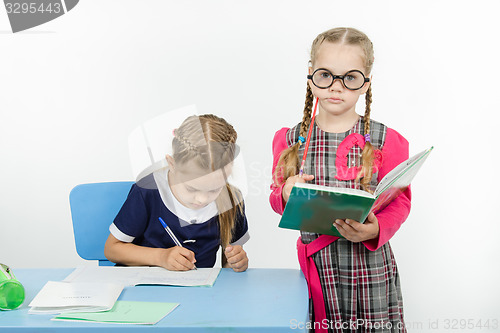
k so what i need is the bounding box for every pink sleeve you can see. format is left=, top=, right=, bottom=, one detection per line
left=269, top=128, right=290, bottom=215
left=362, top=128, right=412, bottom=251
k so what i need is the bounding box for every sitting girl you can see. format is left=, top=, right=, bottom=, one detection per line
left=104, top=114, right=249, bottom=272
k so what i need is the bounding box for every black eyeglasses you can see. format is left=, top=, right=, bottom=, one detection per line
left=307, top=68, right=370, bottom=91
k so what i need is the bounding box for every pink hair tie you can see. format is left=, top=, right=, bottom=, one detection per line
left=364, top=133, right=371, bottom=143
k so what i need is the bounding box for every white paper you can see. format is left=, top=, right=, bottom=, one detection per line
left=63, top=266, right=221, bottom=287
left=28, top=281, right=124, bottom=314
left=374, top=147, right=433, bottom=197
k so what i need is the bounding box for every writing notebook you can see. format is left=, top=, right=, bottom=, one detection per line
left=63, top=266, right=221, bottom=287
left=52, top=301, right=179, bottom=325
left=279, top=146, right=433, bottom=237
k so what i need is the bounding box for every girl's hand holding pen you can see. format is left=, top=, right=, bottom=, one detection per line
left=158, top=217, right=197, bottom=271
left=282, top=174, right=315, bottom=203
left=224, top=245, right=248, bottom=272
left=160, top=246, right=197, bottom=271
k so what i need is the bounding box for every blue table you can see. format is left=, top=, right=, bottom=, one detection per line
left=0, top=268, right=308, bottom=332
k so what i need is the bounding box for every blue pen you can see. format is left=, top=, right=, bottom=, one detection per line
left=158, top=217, right=197, bottom=270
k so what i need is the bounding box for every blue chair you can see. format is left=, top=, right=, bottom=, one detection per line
left=69, top=181, right=134, bottom=266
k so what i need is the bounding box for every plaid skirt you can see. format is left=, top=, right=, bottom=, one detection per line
left=303, top=236, right=406, bottom=333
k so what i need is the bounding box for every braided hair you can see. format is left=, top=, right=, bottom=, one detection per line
left=274, top=27, right=375, bottom=192
left=172, top=114, right=243, bottom=247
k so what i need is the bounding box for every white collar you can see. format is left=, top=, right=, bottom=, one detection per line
left=153, top=167, right=218, bottom=225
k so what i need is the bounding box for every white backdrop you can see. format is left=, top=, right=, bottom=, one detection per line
left=1, top=0, right=499, bottom=330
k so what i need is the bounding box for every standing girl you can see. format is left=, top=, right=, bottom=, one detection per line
left=270, top=28, right=411, bottom=332
left=105, top=114, right=249, bottom=272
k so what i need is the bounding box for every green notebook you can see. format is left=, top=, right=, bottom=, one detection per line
left=52, top=301, right=179, bottom=325
left=279, top=147, right=433, bottom=237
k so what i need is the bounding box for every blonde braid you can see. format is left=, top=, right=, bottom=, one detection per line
left=299, top=85, right=314, bottom=137
left=274, top=27, right=376, bottom=194
left=208, top=117, right=241, bottom=248
left=171, top=114, right=243, bottom=247
left=310, top=27, right=375, bottom=194
left=273, top=84, right=314, bottom=185
left=358, top=85, right=375, bottom=192
left=173, top=131, right=198, bottom=152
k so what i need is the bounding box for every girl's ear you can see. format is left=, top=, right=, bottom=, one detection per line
left=360, top=75, right=372, bottom=95
left=307, top=68, right=314, bottom=91
left=165, top=154, right=176, bottom=170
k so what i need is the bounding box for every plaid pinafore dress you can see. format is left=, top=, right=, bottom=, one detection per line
left=287, top=118, right=406, bottom=333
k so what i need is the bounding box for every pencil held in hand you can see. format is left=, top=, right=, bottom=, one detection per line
left=158, top=217, right=197, bottom=270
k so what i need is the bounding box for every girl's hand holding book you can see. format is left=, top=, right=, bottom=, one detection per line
left=333, top=212, right=380, bottom=243
left=282, top=174, right=315, bottom=203
left=224, top=245, right=248, bottom=272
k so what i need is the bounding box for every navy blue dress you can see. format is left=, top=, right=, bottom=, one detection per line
left=112, top=174, right=249, bottom=268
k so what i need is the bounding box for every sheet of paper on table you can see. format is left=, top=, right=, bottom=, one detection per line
left=28, top=281, right=124, bottom=314
left=52, top=300, right=179, bottom=325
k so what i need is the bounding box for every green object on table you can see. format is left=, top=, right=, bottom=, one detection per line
left=0, top=264, right=25, bottom=310
left=52, top=301, right=179, bottom=325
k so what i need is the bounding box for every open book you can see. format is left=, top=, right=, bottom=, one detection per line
left=279, top=146, right=433, bottom=237
left=63, top=266, right=221, bottom=287
left=28, top=281, right=124, bottom=314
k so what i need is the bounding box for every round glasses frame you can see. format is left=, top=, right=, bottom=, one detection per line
left=307, top=68, right=370, bottom=91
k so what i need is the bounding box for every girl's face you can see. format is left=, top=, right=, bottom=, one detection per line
left=167, top=156, right=231, bottom=210
left=309, top=42, right=370, bottom=120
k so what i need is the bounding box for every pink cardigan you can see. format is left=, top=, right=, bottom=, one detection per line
left=269, top=127, right=412, bottom=250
